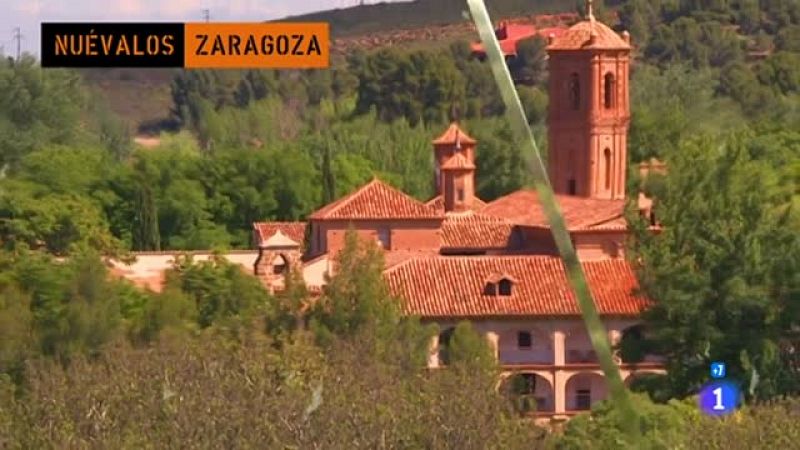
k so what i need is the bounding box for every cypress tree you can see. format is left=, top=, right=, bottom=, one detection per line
left=132, top=181, right=160, bottom=251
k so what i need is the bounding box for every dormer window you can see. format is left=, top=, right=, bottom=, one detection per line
left=484, top=273, right=516, bottom=296
left=498, top=279, right=512, bottom=296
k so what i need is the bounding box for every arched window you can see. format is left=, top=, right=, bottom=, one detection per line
left=568, top=73, right=580, bottom=110
left=604, top=73, right=615, bottom=109
left=604, top=148, right=612, bottom=191
left=272, top=254, right=288, bottom=275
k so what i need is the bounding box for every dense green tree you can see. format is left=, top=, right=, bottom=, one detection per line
left=509, top=37, right=547, bottom=85
left=445, top=321, right=497, bottom=372
left=757, top=51, right=800, bottom=95
left=354, top=48, right=466, bottom=125
left=308, top=229, right=397, bottom=344
left=629, top=133, right=800, bottom=400
left=628, top=63, right=745, bottom=161
left=472, top=118, right=535, bottom=199
left=0, top=179, right=124, bottom=256
left=166, top=253, right=270, bottom=329
left=557, top=393, right=697, bottom=449
left=719, top=61, right=777, bottom=115
left=0, top=57, right=86, bottom=170
left=775, top=24, right=800, bottom=51
left=131, top=180, right=160, bottom=251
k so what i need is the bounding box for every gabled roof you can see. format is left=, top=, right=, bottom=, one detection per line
left=384, top=256, right=647, bottom=317
left=480, top=189, right=626, bottom=231
left=253, top=221, right=307, bottom=245
left=440, top=152, right=476, bottom=170
left=309, top=178, right=442, bottom=220
left=432, top=123, right=476, bottom=146
left=426, top=195, right=486, bottom=213
left=260, top=230, right=300, bottom=248
left=485, top=271, right=518, bottom=284
left=440, top=211, right=517, bottom=249
left=547, top=20, right=630, bottom=51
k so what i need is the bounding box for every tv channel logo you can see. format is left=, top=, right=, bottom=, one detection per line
left=698, top=380, right=739, bottom=416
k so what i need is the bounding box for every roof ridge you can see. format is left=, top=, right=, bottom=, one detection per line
left=375, top=180, right=442, bottom=217
left=310, top=178, right=381, bottom=219
left=310, top=178, right=441, bottom=220
left=581, top=212, right=627, bottom=229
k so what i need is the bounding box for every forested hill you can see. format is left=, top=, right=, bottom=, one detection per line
left=280, top=0, right=573, bottom=37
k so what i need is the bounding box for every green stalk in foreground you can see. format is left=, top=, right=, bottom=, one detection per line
left=465, top=0, right=640, bottom=440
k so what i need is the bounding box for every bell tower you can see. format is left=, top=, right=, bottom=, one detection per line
left=432, top=122, right=477, bottom=212
left=546, top=1, right=631, bottom=200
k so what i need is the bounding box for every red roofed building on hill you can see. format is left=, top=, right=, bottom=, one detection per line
left=250, top=4, right=663, bottom=421
left=470, top=21, right=568, bottom=59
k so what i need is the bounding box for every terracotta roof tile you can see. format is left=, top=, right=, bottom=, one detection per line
left=480, top=189, right=626, bottom=231
left=253, top=221, right=307, bottom=245
left=432, top=123, right=476, bottom=145
left=383, top=249, right=439, bottom=268
left=575, top=216, right=628, bottom=231
left=547, top=20, right=630, bottom=51
left=385, top=256, right=646, bottom=317
left=440, top=211, right=517, bottom=249
left=426, top=195, right=487, bottom=213
left=440, top=152, right=476, bottom=170
left=471, top=24, right=568, bottom=56
left=309, top=179, right=442, bottom=220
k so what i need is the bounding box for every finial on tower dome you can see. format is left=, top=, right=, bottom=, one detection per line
left=587, top=0, right=595, bottom=22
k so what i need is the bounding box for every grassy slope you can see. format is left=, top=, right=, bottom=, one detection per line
left=81, top=0, right=575, bottom=132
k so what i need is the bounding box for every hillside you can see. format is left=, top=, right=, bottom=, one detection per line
left=281, top=0, right=574, bottom=37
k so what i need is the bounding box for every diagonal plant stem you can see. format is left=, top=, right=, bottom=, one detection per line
left=465, top=0, right=639, bottom=440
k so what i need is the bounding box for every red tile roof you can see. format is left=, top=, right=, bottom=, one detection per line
left=440, top=152, right=476, bottom=170
left=471, top=23, right=567, bottom=56
left=383, top=249, right=439, bottom=268
left=385, top=256, right=646, bottom=317
left=547, top=20, right=630, bottom=51
left=253, top=221, right=307, bottom=245
left=573, top=216, right=629, bottom=232
left=480, top=189, right=626, bottom=231
left=432, top=123, right=476, bottom=146
left=309, top=178, right=442, bottom=220
left=426, top=195, right=487, bottom=213
left=440, top=211, right=517, bottom=249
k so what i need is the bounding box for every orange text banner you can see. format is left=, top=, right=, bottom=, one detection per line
left=184, top=22, right=329, bottom=69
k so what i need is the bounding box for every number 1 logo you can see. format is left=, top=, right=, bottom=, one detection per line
left=699, top=381, right=739, bottom=416
left=712, top=387, right=724, bottom=411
